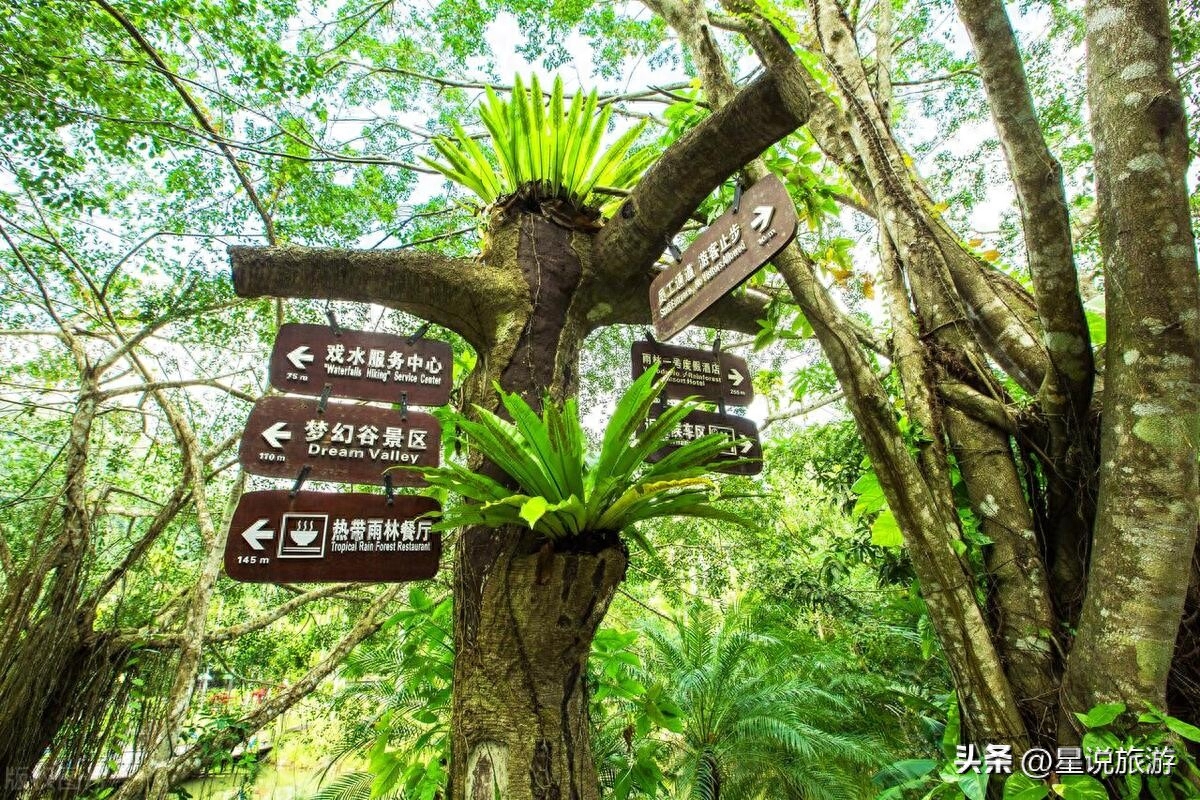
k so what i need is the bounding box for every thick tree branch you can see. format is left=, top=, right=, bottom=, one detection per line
left=593, top=69, right=810, bottom=280
left=939, top=380, right=1018, bottom=435
left=229, top=246, right=517, bottom=351
left=588, top=264, right=774, bottom=336
left=953, top=0, right=1093, bottom=418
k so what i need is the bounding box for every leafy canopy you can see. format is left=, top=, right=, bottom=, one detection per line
left=400, top=365, right=747, bottom=544
left=423, top=73, right=655, bottom=215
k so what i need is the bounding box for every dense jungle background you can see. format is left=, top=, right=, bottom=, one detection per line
left=1, top=0, right=1198, bottom=797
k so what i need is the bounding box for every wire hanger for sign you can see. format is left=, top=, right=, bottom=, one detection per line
left=406, top=320, right=432, bottom=345
left=317, top=384, right=332, bottom=414
left=665, top=237, right=682, bottom=263
left=324, top=299, right=342, bottom=337
left=399, top=391, right=409, bottom=422
left=732, top=176, right=744, bottom=214
left=289, top=465, right=311, bottom=498
left=384, top=473, right=395, bottom=506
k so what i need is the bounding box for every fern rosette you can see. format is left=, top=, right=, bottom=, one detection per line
left=423, top=74, right=656, bottom=217
left=396, top=365, right=749, bottom=548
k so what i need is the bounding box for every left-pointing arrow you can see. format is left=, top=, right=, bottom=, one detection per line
left=242, top=518, right=274, bottom=550
left=287, top=345, right=314, bottom=370
left=262, top=421, right=291, bottom=449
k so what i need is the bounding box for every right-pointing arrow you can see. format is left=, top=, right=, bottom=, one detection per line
left=750, top=205, right=774, bottom=233
left=727, top=368, right=745, bottom=388
left=740, top=439, right=754, bottom=454
left=242, top=519, right=274, bottom=550
left=287, top=345, right=314, bottom=370
left=261, top=421, right=292, bottom=449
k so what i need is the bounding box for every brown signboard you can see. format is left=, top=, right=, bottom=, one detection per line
left=650, top=175, right=798, bottom=341
left=645, top=408, right=763, bottom=476
left=631, top=341, right=753, bottom=406
left=269, top=323, right=452, bottom=407
left=239, top=396, right=439, bottom=486
left=224, top=491, right=440, bottom=583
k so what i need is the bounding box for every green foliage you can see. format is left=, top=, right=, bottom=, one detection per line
left=312, top=587, right=452, bottom=800
left=622, top=598, right=893, bottom=800
left=423, top=74, right=656, bottom=215
left=876, top=699, right=1200, bottom=800
left=401, top=364, right=748, bottom=543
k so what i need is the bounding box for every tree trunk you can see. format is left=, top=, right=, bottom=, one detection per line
left=452, top=527, right=626, bottom=800
left=448, top=208, right=622, bottom=799
left=1063, top=0, right=1200, bottom=729
left=1169, top=539, right=1200, bottom=741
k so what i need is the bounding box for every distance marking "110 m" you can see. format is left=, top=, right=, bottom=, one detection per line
left=238, top=396, right=439, bottom=486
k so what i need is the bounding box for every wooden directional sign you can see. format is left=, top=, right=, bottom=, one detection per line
left=631, top=341, right=753, bottom=406
left=224, top=491, right=441, bottom=583
left=650, top=175, right=798, bottom=341
left=269, top=323, right=452, bottom=407
left=645, top=408, right=763, bottom=476
left=239, top=396, right=439, bottom=486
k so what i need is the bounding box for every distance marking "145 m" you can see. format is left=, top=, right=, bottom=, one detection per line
left=224, top=491, right=441, bottom=583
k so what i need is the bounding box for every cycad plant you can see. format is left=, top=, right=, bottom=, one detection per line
left=400, top=365, right=746, bottom=550
left=637, top=600, right=885, bottom=800
left=423, top=74, right=655, bottom=215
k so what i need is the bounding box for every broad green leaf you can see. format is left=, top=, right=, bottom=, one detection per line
left=1074, top=702, right=1125, bottom=728
left=1055, top=775, right=1108, bottom=799
left=1004, top=773, right=1049, bottom=800
left=871, top=509, right=904, bottom=547
left=519, top=496, right=549, bottom=529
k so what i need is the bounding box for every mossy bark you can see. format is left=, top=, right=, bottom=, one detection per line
left=448, top=209, right=625, bottom=800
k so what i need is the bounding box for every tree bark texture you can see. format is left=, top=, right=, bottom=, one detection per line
left=1063, top=0, right=1200, bottom=725
left=452, top=526, right=626, bottom=800
left=952, top=0, right=1097, bottom=629
left=448, top=212, right=623, bottom=800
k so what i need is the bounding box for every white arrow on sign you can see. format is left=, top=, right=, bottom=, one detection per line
left=750, top=205, right=775, bottom=233
left=261, top=421, right=292, bottom=449
left=242, top=519, right=274, bottom=550
left=287, top=345, right=314, bottom=370
left=727, top=368, right=745, bottom=388
left=740, top=439, right=754, bottom=454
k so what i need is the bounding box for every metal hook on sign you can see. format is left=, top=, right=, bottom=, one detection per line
left=317, top=384, right=332, bottom=414
left=712, top=334, right=722, bottom=356
left=717, top=398, right=727, bottom=417
left=289, top=465, right=312, bottom=499
left=324, top=300, right=341, bottom=337
left=406, top=320, right=432, bottom=346
left=643, top=327, right=657, bottom=346
left=399, top=391, right=409, bottom=422
left=666, top=237, right=682, bottom=263
left=384, top=473, right=395, bottom=506
left=732, top=178, right=744, bottom=214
